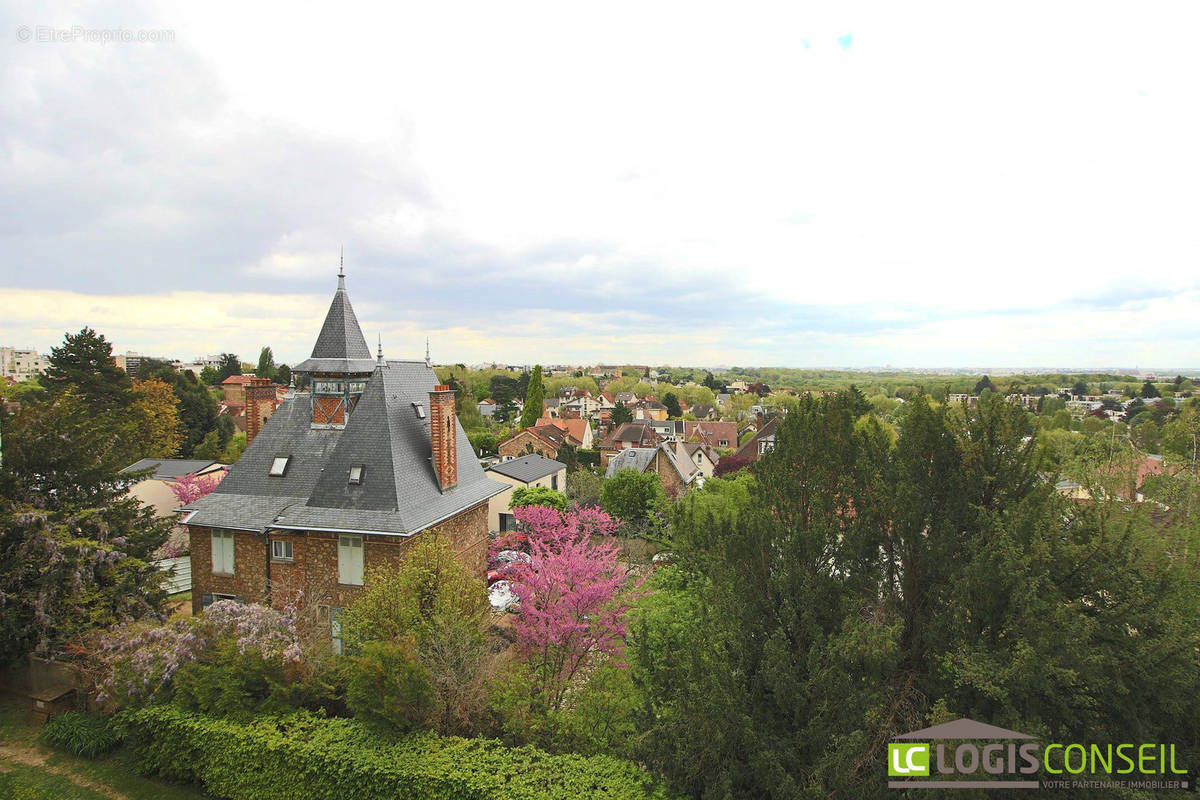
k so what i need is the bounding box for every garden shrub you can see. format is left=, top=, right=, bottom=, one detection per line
left=116, top=705, right=675, bottom=799
left=39, top=711, right=120, bottom=758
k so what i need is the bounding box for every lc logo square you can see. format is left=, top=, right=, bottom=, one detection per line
left=888, top=744, right=930, bottom=777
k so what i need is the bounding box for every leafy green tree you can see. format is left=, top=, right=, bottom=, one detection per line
left=489, top=375, right=520, bottom=407
left=600, top=469, right=666, bottom=524
left=0, top=380, right=174, bottom=664
left=972, top=375, right=995, bottom=395
left=216, top=353, right=242, bottom=382
left=139, top=362, right=220, bottom=456
left=703, top=372, right=723, bottom=393
left=1072, top=379, right=1088, bottom=396
left=255, top=347, right=276, bottom=380
left=199, top=365, right=220, bottom=386
left=130, top=377, right=183, bottom=458
left=467, top=430, right=497, bottom=456
left=510, top=486, right=568, bottom=511
left=1141, top=380, right=1161, bottom=398
left=0, top=502, right=167, bottom=666
left=520, top=365, right=545, bottom=428
left=341, top=537, right=491, bottom=735
left=612, top=401, right=633, bottom=426
left=566, top=470, right=603, bottom=506
left=275, top=364, right=291, bottom=387
left=632, top=390, right=1200, bottom=798
left=662, top=392, right=681, bottom=419
left=43, top=328, right=132, bottom=409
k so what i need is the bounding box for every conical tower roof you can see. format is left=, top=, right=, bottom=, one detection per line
left=294, top=270, right=377, bottom=374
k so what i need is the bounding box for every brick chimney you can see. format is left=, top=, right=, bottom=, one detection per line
left=245, top=378, right=276, bottom=444
left=756, top=411, right=765, bottom=431
left=429, top=385, right=458, bottom=492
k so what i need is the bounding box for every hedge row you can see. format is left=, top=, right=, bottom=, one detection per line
left=115, top=705, right=675, bottom=800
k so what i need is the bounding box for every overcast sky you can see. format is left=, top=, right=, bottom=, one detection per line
left=2, top=2, right=1199, bottom=369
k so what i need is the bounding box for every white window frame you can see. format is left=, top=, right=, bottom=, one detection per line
left=271, top=539, right=293, bottom=561
left=348, top=464, right=364, bottom=485
left=269, top=456, right=290, bottom=477
left=211, top=530, right=235, bottom=575
left=338, top=534, right=364, bottom=586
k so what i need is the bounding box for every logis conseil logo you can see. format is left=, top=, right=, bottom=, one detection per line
left=886, top=718, right=1190, bottom=791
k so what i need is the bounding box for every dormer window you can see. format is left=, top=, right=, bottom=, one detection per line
left=348, top=464, right=364, bottom=485
left=269, top=456, right=290, bottom=477
left=412, top=402, right=426, bottom=419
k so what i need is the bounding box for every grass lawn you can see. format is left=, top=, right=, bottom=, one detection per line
left=0, top=696, right=210, bottom=800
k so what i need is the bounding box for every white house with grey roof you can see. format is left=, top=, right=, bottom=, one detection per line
left=484, top=454, right=567, bottom=532
left=182, top=267, right=507, bottom=633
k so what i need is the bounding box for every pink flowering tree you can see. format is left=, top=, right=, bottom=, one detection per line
left=506, top=505, right=634, bottom=710
left=168, top=470, right=226, bottom=506
left=93, top=599, right=301, bottom=707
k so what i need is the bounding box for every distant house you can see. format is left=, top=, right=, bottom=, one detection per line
left=498, top=424, right=575, bottom=462
left=684, top=420, right=738, bottom=450
left=485, top=455, right=567, bottom=532
left=542, top=397, right=562, bottom=418
left=221, top=374, right=258, bottom=404
left=561, top=391, right=601, bottom=418
left=690, top=404, right=716, bottom=420
left=613, top=392, right=637, bottom=406
left=605, top=442, right=702, bottom=495
left=477, top=398, right=496, bottom=418
left=733, top=416, right=780, bottom=464
left=677, top=441, right=719, bottom=478
left=598, top=422, right=661, bottom=466
left=536, top=416, right=594, bottom=449
left=635, top=399, right=668, bottom=421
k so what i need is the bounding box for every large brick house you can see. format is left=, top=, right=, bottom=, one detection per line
left=182, top=269, right=505, bottom=648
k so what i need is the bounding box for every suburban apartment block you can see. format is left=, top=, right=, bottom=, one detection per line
left=0, top=347, right=48, bottom=381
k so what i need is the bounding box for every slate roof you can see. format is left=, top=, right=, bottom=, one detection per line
left=604, top=447, right=657, bottom=477
left=487, top=454, right=565, bottom=483
left=604, top=444, right=699, bottom=484
left=121, top=458, right=223, bottom=480
left=293, top=274, right=376, bottom=373
left=607, top=422, right=656, bottom=444
left=185, top=360, right=506, bottom=536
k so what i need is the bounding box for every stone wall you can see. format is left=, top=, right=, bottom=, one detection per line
left=498, top=429, right=558, bottom=461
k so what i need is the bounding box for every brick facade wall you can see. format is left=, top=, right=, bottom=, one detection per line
left=187, top=500, right=489, bottom=616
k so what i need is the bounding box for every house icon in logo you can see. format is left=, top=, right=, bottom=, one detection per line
left=889, top=718, right=1039, bottom=790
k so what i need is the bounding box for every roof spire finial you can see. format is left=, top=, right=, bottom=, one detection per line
left=425, top=337, right=431, bottom=368
left=337, top=247, right=345, bottom=291
left=377, top=332, right=384, bottom=365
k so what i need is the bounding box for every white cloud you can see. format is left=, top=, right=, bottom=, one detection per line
left=2, top=0, right=1199, bottom=366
